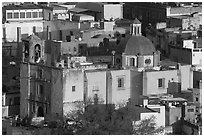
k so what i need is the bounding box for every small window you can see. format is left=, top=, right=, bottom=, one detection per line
left=118, top=77, right=125, bottom=88
left=59, top=30, right=62, bottom=40
left=73, top=47, right=77, bottom=52
left=187, top=109, right=194, bottom=112
left=32, top=103, right=35, bottom=113
left=33, top=12, right=38, bottom=18
left=39, top=85, right=44, bottom=96
left=14, top=97, right=20, bottom=105
left=20, top=12, right=25, bottom=18
left=7, top=12, right=12, bottom=19
left=196, top=97, right=199, bottom=102
left=129, top=58, right=135, bottom=66
left=9, top=98, right=13, bottom=106
left=48, top=13, right=51, bottom=21
left=72, top=86, right=76, bottom=92
left=26, top=12, right=31, bottom=18
left=158, top=78, right=165, bottom=88
left=193, top=42, right=197, bottom=49
left=70, top=31, right=73, bottom=36
left=14, top=12, right=19, bottom=18
left=38, top=69, right=43, bottom=79
left=66, top=36, right=71, bottom=42
left=39, top=12, right=43, bottom=17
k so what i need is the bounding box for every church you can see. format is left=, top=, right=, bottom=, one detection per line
left=19, top=18, right=193, bottom=118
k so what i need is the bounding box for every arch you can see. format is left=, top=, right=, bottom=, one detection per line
left=37, top=106, right=44, bottom=117
left=129, top=57, right=135, bottom=66
left=34, top=44, right=41, bottom=62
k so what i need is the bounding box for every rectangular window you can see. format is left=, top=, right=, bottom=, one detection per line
left=38, top=69, right=43, bottom=79
left=187, top=109, right=194, bottom=112
left=26, top=12, right=31, bottom=18
left=72, top=86, right=76, bottom=92
left=14, top=97, right=20, bottom=105
left=33, top=12, right=38, bottom=18
left=70, top=31, right=73, bottom=36
left=9, top=98, right=13, bottom=105
left=20, top=12, right=25, bottom=18
left=196, top=97, right=199, bottom=102
left=193, top=42, right=197, bottom=49
left=66, top=36, right=71, bottom=42
left=14, top=12, right=19, bottom=18
left=118, top=77, right=125, bottom=88
left=49, top=13, right=51, bottom=21
left=7, top=12, right=12, bottom=19
left=158, top=78, right=165, bottom=88
left=59, top=30, right=62, bottom=40
left=39, top=12, right=43, bottom=17
left=39, top=85, right=44, bottom=97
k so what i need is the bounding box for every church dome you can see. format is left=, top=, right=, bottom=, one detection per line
left=124, top=36, right=156, bottom=55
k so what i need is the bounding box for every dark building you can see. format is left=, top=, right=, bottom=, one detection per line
left=123, top=2, right=167, bottom=35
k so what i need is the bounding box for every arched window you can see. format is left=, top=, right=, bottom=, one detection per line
left=129, top=58, right=135, bottom=66
left=37, top=106, right=44, bottom=117
left=34, top=44, right=41, bottom=62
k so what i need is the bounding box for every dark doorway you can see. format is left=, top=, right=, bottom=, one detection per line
left=37, top=106, right=44, bottom=117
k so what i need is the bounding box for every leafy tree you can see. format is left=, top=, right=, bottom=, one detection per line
left=133, top=115, right=164, bottom=135
left=64, top=98, right=164, bottom=135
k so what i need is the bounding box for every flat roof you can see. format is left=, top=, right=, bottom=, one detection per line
left=160, top=97, right=187, bottom=102
left=171, top=15, right=192, bottom=19
left=69, top=7, right=89, bottom=13
left=3, top=4, right=53, bottom=10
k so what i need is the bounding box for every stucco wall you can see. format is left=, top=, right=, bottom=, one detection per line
left=148, top=105, right=166, bottom=127
left=4, top=21, right=44, bottom=42
left=130, top=70, right=143, bottom=105
left=110, top=69, right=131, bottom=105
left=170, top=47, right=192, bottom=65
left=51, top=69, right=63, bottom=116
left=63, top=69, right=84, bottom=103
left=61, top=41, right=79, bottom=55
left=20, top=63, right=29, bottom=118
left=86, top=71, right=107, bottom=103
left=180, top=65, right=193, bottom=90
left=192, top=51, right=202, bottom=65
left=143, top=70, right=179, bottom=96
left=104, top=4, right=123, bottom=20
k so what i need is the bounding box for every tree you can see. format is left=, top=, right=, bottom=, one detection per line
left=133, top=116, right=164, bottom=135
left=64, top=98, right=164, bottom=135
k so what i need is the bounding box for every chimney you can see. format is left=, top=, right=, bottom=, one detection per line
left=33, top=26, right=36, bottom=34
left=17, top=27, right=21, bottom=42
left=143, top=98, right=148, bottom=107
left=199, top=80, right=202, bottom=89
left=46, top=26, right=50, bottom=40
left=181, top=102, right=187, bottom=119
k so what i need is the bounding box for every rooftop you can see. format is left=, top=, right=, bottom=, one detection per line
left=170, top=15, right=192, bottom=19
left=124, top=36, right=156, bottom=56
left=3, top=3, right=53, bottom=10
left=169, top=6, right=202, bottom=15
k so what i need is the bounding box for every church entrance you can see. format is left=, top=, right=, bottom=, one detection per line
left=37, top=106, right=44, bottom=117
